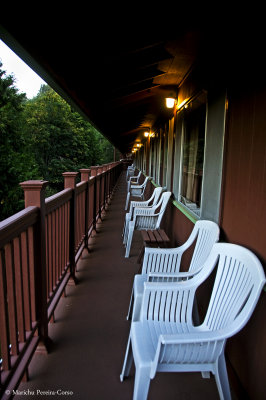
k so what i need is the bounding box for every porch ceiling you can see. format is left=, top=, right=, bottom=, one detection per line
left=0, top=16, right=209, bottom=154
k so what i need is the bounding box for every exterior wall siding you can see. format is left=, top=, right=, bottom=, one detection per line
left=219, top=83, right=266, bottom=399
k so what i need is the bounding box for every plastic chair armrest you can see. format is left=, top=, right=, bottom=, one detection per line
left=159, top=330, right=225, bottom=345
left=144, top=241, right=191, bottom=256
left=134, top=207, right=157, bottom=216
left=147, top=270, right=201, bottom=281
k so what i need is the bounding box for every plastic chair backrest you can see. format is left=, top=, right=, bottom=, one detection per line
left=188, top=220, right=220, bottom=272
left=140, top=243, right=266, bottom=337
left=129, top=186, right=163, bottom=217
left=155, top=191, right=171, bottom=228
left=141, top=219, right=219, bottom=276
left=133, top=192, right=171, bottom=231
left=151, top=186, right=163, bottom=206
left=203, top=243, right=266, bottom=335
left=131, top=170, right=141, bottom=181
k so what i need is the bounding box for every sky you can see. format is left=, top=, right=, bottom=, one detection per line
left=0, top=39, right=46, bottom=98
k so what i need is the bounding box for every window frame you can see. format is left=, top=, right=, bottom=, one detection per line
left=172, top=89, right=227, bottom=222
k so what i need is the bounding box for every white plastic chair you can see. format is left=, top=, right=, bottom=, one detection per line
left=123, top=187, right=163, bottom=245
left=128, top=170, right=141, bottom=185
left=125, top=191, right=172, bottom=258
left=126, top=165, right=135, bottom=181
left=120, top=243, right=266, bottom=400
left=127, top=220, right=220, bottom=321
left=125, top=175, right=150, bottom=211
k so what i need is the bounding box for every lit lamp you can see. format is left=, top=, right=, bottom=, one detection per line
left=166, top=97, right=176, bottom=108
left=144, top=131, right=149, bottom=137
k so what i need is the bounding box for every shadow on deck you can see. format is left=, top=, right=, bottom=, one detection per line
left=16, top=172, right=219, bottom=399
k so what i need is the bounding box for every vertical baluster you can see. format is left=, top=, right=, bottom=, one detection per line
left=66, top=201, right=69, bottom=267
left=52, top=210, right=56, bottom=291
left=48, top=213, right=52, bottom=298
left=62, top=203, right=66, bottom=271
left=58, top=205, right=62, bottom=277
left=5, top=242, right=19, bottom=356
left=45, top=215, right=49, bottom=300
left=21, top=230, right=31, bottom=331
left=77, top=193, right=81, bottom=247
left=0, top=249, right=11, bottom=371
left=27, top=226, right=36, bottom=326
left=14, top=236, right=26, bottom=343
left=55, top=207, right=59, bottom=284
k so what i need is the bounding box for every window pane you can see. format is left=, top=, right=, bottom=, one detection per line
left=180, top=102, right=206, bottom=214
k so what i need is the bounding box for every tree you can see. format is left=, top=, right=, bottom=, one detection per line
left=0, top=63, right=37, bottom=220
left=23, top=85, right=113, bottom=194
left=0, top=79, right=115, bottom=220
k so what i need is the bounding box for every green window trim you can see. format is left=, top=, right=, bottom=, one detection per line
left=172, top=200, right=198, bottom=224
left=151, top=179, right=160, bottom=188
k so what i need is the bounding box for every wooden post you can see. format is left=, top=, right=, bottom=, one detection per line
left=90, top=166, right=98, bottom=177
left=62, top=172, right=78, bottom=283
left=80, top=169, right=91, bottom=251
left=19, top=180, right=51, bottom=353
left=90, top=167, right=98, bottom=232
left=102, top=165, right=107, bottom=210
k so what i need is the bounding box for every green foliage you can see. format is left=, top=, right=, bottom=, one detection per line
left=0, top=69, right=116, bottom=221
left=0, top=63, right=37, bottom=219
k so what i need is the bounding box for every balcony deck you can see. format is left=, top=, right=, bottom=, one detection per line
left=15, top=172, right=219, bottom=399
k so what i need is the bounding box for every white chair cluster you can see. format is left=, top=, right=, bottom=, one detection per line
left=122, top=173, right=171, bottom=258
left=120, top=180, right=266, bottom=400
left=125, top=173, right=150, bottom=211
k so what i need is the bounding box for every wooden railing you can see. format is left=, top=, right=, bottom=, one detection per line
left=0, top=161, right=122, bottom=399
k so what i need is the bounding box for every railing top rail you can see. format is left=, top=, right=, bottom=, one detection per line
left=45, top=188, right=72, bottom=215
left=76, top=181, right=87, bottom=194
left=0, top=206, right=39, bottom=248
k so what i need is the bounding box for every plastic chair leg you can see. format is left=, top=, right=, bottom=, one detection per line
left=123, top=216, right=130, bottom=245
left=122, top=218, right=126, bottom=237
left=126, top=288, right=134, bottom=320
left=133, top=365, right=151, bottom=400
left=214, top=352, right=231, bottom=400
left=125, top=228, right=134, bottom=258
left=125, top=192, right=130, bottom=210
left=123, top=221, right=127, bottom=244
left=120, top=336, right=133, bottom=382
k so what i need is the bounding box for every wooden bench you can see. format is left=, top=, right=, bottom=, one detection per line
left=137, top=229, right=170, bottom=263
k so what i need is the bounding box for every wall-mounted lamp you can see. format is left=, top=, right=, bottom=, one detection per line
left=144, top=131, right=149, bottom=137
left=165, top=97, right=176, bottom=109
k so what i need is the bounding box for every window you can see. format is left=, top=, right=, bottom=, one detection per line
left=172, top=89, right=226, bottom=222
left=180, top=100, right=206, bottom=216
left=139, top=89, right=226, bottom=223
